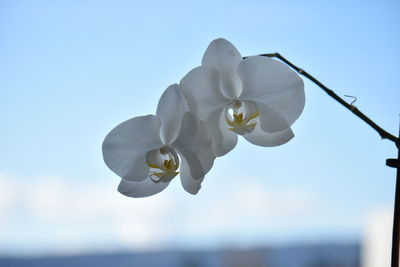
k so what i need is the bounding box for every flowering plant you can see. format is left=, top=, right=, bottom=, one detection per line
left=102, top=84, right=215, bottom=197
left=101, top=36, right=400, bottom=267
left=180, top=38, right=305, bottom=156
left=103, top=38, right=304, bottom=197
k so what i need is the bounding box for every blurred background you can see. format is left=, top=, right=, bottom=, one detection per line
left=1, top=0, right=399, bottom=266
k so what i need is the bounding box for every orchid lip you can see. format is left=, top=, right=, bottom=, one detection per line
left=146, top=146, right=180, bottom=183
left=224, top=99, right=260, bottom=135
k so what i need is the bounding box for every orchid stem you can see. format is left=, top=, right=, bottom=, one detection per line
left=247, top=53, right=400, bottom=266
left=250, top=53, right=398, bottom=145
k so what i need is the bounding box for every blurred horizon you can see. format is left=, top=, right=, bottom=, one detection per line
left=0, top=1, right=399, bottom=265
left=0, top=243, right=360, bottom=267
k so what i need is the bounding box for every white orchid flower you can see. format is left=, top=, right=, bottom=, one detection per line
left=180, top=38, right=305, bottom=156
left=102, top=84, right=215, bottom=197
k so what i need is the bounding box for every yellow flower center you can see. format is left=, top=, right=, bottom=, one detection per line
left=146, top=147, right=179, bottom=183
left=225, top=100, right=260, bottom=135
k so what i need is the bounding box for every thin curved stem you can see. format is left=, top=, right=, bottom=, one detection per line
left=246, top=53, right=400, bottom=266
left=245, top=53, right=399, bottom=145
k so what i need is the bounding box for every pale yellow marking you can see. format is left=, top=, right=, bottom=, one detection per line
left=226, top=111, right=260, bottom=134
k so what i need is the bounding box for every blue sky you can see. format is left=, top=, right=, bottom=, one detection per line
left=0, top=0, right=399, bottom=255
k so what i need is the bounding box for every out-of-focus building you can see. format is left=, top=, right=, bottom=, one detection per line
left=362, top=207, right=394, bottom=267
left=0, top=244, right=360, bottom=267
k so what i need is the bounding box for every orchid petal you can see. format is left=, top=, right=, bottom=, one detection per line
left=207, top=106, right=238, bottom=156
left=238, top=56, right=305, bottom=128
left=243, top=122, right=294, bottom=147
left=102, top=115, right=163, bottom=181
left=156, top=84, right=189, bottom=144
left=118, top=178, right=170, bottom=198
left=254, top=102, right=292, bottom=133
left=172, top=112, right=215, bottom=179
left=180, top=66, right=228, bottom=121
left=201, top=38, right=242, bottom=98
left=179, top=156, right=204, bottom=195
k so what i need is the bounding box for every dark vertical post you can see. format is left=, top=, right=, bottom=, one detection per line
left=389, top=126, right=400, bottom=267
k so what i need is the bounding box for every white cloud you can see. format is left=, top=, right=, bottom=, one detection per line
left=0, top=173, right=18, bottom=217
left=0, top=172, right=332, bottom=255
left=0, top=173, right=175, bottom=255
left=172, top=179, right=317, bottom=243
